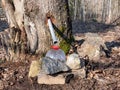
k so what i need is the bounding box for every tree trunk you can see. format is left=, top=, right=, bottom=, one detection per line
left=102, top=0, right=107, bottom=23
left=74, top=0, right=78, bottom=20
left=81, top=0, right=85, bottom=22
left=1, top=0, right=72, bottom=61
left=1, top=0, right=26, bottom=61
left=105, top=0, right=112, bottom=24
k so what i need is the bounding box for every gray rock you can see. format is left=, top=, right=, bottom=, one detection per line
left=72, top=67, right=86, bottom=78
left=77, top=33, right=106, bottom=61
left=66, top=53, right=81, bottom=70
left=41, top=57, right=69, bottom=75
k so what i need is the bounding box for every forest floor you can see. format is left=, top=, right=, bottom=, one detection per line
left=0, top=48, right=120, bottom=90
left=0, top=11, right=120, bottom=89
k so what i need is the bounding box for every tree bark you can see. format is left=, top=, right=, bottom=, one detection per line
left=1, top=0, right=72, bottom=60
left=1, top=0, right=25, bottom=61
left=24, top=0, right=72, bottom=54
left=74, top=0, right=78, bottom=20
left=81, top=0, right=85, bottom=22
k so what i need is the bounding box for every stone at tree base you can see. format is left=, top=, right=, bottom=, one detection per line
left=72, top=67, right=86, bottom=78
left=37, top=72, right=74, bottom=84
left=77, top=33, right=106, bottom=61
left=41, top=57, right=69, bottom=75
left=37, top=74, right=65, bottom=84
left=28, top=60, right=41, bottom=77
left=66, top=53, right=86, bottom=78
left=66, top=53, right=81, bottom=70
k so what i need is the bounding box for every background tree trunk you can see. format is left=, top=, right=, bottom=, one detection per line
left=1, top=0, right=72, bottom=61
left=74, top=0, right=78, bottom=20
left=81, top=0, right=85, bottom=22
left=69, top=0, right=120, bottom=24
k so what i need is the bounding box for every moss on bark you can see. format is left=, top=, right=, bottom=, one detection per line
left=58, top=25, right=74, bottom=54
left=59, top=40, right=70, bottom=54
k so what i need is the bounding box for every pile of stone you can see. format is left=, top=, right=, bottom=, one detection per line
left=74, top=26, right=120, bottom=62
left=28, top=53, right=86, bottom=84
left=77, top=33, right=107, bottom=61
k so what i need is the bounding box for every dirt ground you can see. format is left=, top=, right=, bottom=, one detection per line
left=0, top=51, right=120, bottom=90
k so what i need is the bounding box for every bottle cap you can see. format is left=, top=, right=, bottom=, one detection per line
left=51, top=45, right=60, bottom=50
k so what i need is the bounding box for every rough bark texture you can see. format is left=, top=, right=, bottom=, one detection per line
left=0, top=0, right=72, bottom=60
left=24, top=0, right=72, bottom=54
left=1, top=0, right=25, bottom=61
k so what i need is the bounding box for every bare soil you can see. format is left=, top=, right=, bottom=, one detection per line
left=0, top=51, right=120, bottom=90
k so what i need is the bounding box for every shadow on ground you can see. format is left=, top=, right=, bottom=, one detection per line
left=0, top=20, right=8, bottom=32
left=72, top=20, right=117, bottom=35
